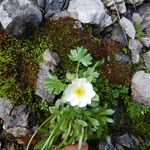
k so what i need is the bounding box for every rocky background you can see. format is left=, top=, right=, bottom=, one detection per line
left=0, top=0, right=150, bottom=149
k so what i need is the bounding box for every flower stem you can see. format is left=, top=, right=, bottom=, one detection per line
left=76, top=61, right=80, bottom=78
left=78, top=127, right=84, bottom=150
left=26, top=116, right=52, bottom=150
left=55, top=120, right=72, bottom=150
left=41, top=126, right=58, bottom=150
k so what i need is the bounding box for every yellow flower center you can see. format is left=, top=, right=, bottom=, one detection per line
left=73, top=86, right=86, bottom=97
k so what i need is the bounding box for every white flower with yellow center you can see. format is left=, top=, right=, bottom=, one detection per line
left=63, top=78, right=96, bottom=107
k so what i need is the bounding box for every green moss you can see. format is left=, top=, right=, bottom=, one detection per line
left=0, top=17, right=101, bottom=108
left=0, top=27, right=52, bottom=106
left=125, top=100, right=150, bottom=136
left=135, top=24, right=144, bottom=40
left=40, top=18, right=101, bottom=71
left=136, top=142, right=150, bottom=150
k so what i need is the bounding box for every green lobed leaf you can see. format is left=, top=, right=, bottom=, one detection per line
left=45, top=75, right=66, bottom=95
left=82, top=61, right=101, bottom=82
left=81, top=53, right=92, bottom=66
left=68, top=46, right=92, bottom=66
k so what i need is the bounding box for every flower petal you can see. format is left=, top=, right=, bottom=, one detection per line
left=63, top=78, right=96, bottom=107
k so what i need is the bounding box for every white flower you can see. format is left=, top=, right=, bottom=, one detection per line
left=63, top=78, right=96, bottom=107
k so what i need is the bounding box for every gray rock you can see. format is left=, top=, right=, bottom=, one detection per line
left=117, top=134, right=135, bottom=148
left=44, top=0, right=69, bottom=19
left=4, top=105, right=35, bottom=129
left=0, top=98, right=35, bottom=138
left=127, top=0, right=144, bottom=6
left=128, top=39, right=143, bottom=51
left=132, top=13, right=143, bottom=24
left=3, top=105, right=36, bottom=138
left=50, top=10, right=70, bottom=21
left=131, top=71, right=150, bottom=106
left=138, top=3, right=150, bottom=37
left=141, top=37, right=150, bottom=47
left=111, top=25, right=127, bottom=45
left=115, top=144, right=125, bottom=150
left=1, top=143, right=15, bottom=150
left=143, top=51, right=150, bottom=69
left=128, top=39, right=143, bottom=63
left=102, top=0, right=126, bottom=14
left=73, top=20, right=83, bottom=29
left=43, top=49, right=59, bottom=65
left=37, top=0, right=45, bottom=9
left=98, top=137, right=116, bottom=150
left=117, top=2, right=126, bottom=14
left=130, top=134, right=141, bottom=146
left=35, top=62, right=55, bottom=102
left=0, top=98, right=13, bottom=123
left=119, top=17, right=136, bottom=39
left=0, top=135, right=14, bottom=150
left=35, top=50, right=59, bottom=102
left=115, top=52, right=130, bottom=63
left=67, top=0, right=112, bottom=28
left=0, top=0, right=42, bottom=37
left=6, top=127, right=31, bottom=138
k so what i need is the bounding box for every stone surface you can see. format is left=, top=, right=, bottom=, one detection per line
left=98, top=137, right=116, bottom=150
left=141, top=37, right=150, bottom=47
left=4, top=105, right=35, bottom=137
left=119, top=17, right=136, bottom=39
left=67, top=0, right=112, bottom=28
left=111, top=25, right=127, bottom=45
left=138, top=3, right=150, bottom=37
left=117, top=134, right=135, bottom=148
left=37, top=0, right=45, bottom=9
left=1, top=142, right=15, bottom=150
left=102, top=0, right=126, bottom=14
left=50, top=10, right=70, bottom=21
left=127, top=0, right=144, bottom=6
left=115, top=52, right=130, bottom=63
left=44, top=0, right=69, bottom=19
left=143, top=51, right=150, bottom=69
left=0, top=98, right=35, bottom=137
left=0, top=0, right=42, bottom=37
left=132, top=13, right=142, bottom=24
left=131, top=71, right=150, bottom=106
left=4, top=105, right=35, bottom=129
left=128, top=39, right=143, bottom=63
left=35, top=50, right=59, bottom=102
left=115, top=144, right=125, bottom=150
left=0, top=98, right=13, bottom=123
left=6, top=127, right=31, bottom=138
left=73, top=20, right=83, bottom=29
left=43, top=49, right=59, bottom=65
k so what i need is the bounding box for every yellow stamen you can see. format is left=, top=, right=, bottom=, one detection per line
left=73, top=86, right=86, bottom=97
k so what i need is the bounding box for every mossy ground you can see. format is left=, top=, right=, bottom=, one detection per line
left=0, top=18, right=100, bottom=101
left=0, top=17, right=150, bottom=148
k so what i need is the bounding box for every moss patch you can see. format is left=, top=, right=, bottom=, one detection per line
left=126, top=100, right=150, bottom=137
left=0, top=17, right=101, bottom=106
left=100, top=62, right=131, bottom=85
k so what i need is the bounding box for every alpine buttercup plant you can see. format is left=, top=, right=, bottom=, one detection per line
left=26, top=46, right=114, bottom=150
